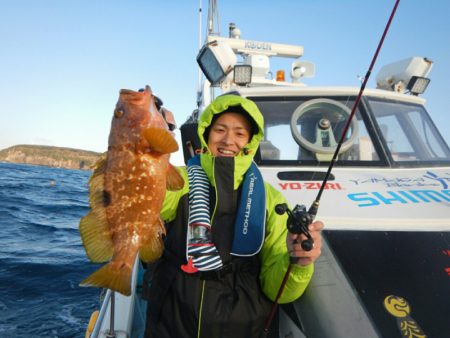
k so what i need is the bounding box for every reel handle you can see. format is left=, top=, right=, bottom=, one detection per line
left=275, top=203, right=315, bottom=252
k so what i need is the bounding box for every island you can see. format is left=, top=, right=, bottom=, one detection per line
left=0, top=145, right=102, bottom=170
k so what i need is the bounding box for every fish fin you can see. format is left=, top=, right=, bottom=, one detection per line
left=79, top=157, right=114, bottom=263
left=143, top=127, right=179, bottom=154
left=80, top=260, right=134, bottom=296
left=79, top=212, right=113, bottom=262
left=139, top=218, right=166, bottom=262
left=88, top=154, right=107, bottom=210
left=166, top=164, right=184, bottom=191
left=91, top=153, right=107, bottom=174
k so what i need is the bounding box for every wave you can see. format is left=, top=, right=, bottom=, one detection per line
left=0, top=163, right=99, bottom=337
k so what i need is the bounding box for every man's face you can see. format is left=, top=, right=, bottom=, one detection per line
left=207, top=112, right=252, bottom=157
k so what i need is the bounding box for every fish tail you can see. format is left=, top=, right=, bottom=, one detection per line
left=80, top=260, right=133, bottom=296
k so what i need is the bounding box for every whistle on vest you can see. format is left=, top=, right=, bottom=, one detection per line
left=275, top=203, right=315, bottom=252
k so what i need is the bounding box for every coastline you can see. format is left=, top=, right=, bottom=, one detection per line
left=0, top=144, right=102, bottom=170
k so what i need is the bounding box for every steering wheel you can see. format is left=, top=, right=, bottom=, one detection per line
left=290, top=98, right=359, bottom=155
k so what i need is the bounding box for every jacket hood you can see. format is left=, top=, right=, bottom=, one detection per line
left=197, top=94, right=264, bottom=189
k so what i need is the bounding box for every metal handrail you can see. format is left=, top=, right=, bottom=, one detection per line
left=89, top=257, right=140, bottom=338
left=90, top=289, right=113, bottom=338
left=105, top=291, right=116, bottom=338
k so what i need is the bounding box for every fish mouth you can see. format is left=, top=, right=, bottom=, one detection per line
left=120, top=85, right=152, bottom=96
left=120, top=89, right=137, bottom=94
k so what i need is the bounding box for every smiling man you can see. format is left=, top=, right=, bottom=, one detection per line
left=144, top=94, right=323, bottom=338
left=206, top=111, right=252, bottom=157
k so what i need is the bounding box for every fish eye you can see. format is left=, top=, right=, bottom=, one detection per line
left=114, top=109, right=124, bottom=118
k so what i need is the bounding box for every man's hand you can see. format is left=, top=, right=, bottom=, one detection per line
left=286, top=220, right=324, bottom=266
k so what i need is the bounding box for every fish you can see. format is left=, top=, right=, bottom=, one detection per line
left=79, top=85, right=184, bottom=296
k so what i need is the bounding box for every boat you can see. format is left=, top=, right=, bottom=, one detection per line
left=85, top=1, right=450, bottom=337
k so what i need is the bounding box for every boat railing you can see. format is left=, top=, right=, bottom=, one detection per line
left=90, top=289, right=114, bottom=338
left=88, top=257, right=142, bottom=338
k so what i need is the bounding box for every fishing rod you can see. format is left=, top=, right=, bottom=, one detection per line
left=263, top=0, right=401, bottom=333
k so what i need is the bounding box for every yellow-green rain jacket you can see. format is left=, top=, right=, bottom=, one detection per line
left=161, top=94, right=313, bottom=302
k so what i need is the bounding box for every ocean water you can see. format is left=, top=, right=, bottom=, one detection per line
left=0, top=162, right=101, bottom=337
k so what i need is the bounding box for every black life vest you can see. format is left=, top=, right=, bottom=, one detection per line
left=144, top=158, right=277, bottom=338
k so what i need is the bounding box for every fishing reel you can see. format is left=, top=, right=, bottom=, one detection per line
left=275, top=203, right=316, bottom=251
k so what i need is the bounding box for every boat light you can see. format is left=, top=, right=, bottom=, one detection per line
left=234, top=65, right=252, bottom=85
left=197, top=40, right=237, bottom=85
left=276, top=70, right=285, bottom=82
left=407, top=76, right=430, bottom=95
left=375, top=57, right=433, bottom=95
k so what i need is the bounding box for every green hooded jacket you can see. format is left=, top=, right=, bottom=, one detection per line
left=161, top=94, right=313, bottom=303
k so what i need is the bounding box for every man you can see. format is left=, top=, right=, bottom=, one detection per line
left=145, top=94, right=323, bottom=338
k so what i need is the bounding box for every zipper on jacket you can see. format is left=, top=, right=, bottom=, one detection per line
left=210, top=157, right=218, bottom=222
left=197, top=280, right=206, bottom=338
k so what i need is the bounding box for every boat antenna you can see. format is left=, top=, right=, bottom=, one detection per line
left=197, top=0, right=220, bottom=109
left=197, top=0, right=203, bottom=108
left=206, top=0, right=220, bottom=102
left=263, top=0, right=401, bottom=334
left=207, top=0, right=220, bottom=36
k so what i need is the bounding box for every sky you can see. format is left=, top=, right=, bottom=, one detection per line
left=1, top=0, right=449, bottom=165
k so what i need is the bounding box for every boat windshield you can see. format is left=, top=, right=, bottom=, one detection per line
left=367, top=97, right=450, bottom=164
left=251, top=96, right=450, bottom=167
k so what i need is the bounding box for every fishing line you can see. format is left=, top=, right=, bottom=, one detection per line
left=263, top=0, right=401, bottom=334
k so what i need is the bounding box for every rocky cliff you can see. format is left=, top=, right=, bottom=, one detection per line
left=0, top=145, right=102, bottom=170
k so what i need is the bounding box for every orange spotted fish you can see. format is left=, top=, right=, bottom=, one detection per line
left=79, top=86, right=184, bottom=295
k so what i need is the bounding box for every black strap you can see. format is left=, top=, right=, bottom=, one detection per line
left=212, top=157, right=238, bottom=264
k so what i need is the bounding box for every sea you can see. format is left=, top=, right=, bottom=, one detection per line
left=0, top=162, right=101, bottom=337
